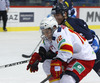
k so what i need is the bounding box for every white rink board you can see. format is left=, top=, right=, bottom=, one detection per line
left=6, top=8, right=51, bottom=27
left=0, top=30, right=100, bottom=83
left=79, top=8, right=100, bottom=25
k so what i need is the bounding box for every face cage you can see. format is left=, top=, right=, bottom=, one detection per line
left=40, top=28, right=52, bottom=41
left=41, top=35, right=48, bottom=41
left=40, top=28, right=57, bottom=41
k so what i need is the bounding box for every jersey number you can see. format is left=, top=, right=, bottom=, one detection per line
left=68, top=29, right=86, bottom=44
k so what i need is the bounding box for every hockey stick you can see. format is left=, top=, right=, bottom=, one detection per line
left=40, top=74, right=52, bottom=83
left=40, top=66, right=65, bottom=83
left=40, top=65, right=65, bottom=83
left=22, top=39, right=42, bottom=58
left=0, top=59, right=30, bottom=69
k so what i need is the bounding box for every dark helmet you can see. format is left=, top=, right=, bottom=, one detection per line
left=51, top=1, right=69, bottom=16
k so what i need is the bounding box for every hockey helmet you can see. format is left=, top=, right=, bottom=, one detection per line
left=40, top=15, right=58, bottom=30
left=51, top=1, right=69, bottom=16
left=40, top=15, right=58, bottom=40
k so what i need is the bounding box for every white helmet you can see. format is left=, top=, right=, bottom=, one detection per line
left=40, top=15, right=58, bottom=40
left=40, top=15, right=58, bottom=30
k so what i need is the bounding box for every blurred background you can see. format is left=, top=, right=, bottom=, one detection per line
left=10, top=0, right=100, bottom=6
left=0, top=0, right=100, bottom=32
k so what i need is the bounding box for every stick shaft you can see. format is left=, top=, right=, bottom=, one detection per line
left=22, top=39, right=42, bottom=58
left=0, top=59, right=30, bottom=69
left=40, top=75, right=52, bottom=83
left=31, top=39, right=42, bottom=55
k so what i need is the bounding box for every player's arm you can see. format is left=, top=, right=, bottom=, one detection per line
left=27, top=45, right=57, bottom=73
left=50, top=28, right=73, bottom=78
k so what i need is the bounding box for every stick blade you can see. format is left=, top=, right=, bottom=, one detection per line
left=22, top=54, right=31, bottom=58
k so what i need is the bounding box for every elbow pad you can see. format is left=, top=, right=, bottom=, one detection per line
left=39, top=47, right=47, bottom=62
left=39, top=47, right=57, bottom=62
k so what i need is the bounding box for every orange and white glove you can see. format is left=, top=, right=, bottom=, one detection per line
left=27, top=52, right=42, bottom=72
left=50, top=59, right=63, bottom=79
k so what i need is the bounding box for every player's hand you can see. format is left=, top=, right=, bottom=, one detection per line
left=27, top=52, right=42, bottom=73
left=50, top=59, right=63, bottom=79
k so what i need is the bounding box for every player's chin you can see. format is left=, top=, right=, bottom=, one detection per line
left=58, top=20, right=62, bottom=25
left=47, top=37, right=52, bottom=41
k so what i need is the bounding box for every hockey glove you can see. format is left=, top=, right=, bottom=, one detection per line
left=27, top=52, right=42, bottom=72
left=50, top=59, right=63, bottom=79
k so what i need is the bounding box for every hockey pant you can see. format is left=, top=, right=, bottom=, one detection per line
left=43, top=59, right=95, bottom=83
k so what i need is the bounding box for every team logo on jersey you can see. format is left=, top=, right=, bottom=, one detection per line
left=57, top=35, right=62, bottom=43
left=58, top=39, right=65, bottom=49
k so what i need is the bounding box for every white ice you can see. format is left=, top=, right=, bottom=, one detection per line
left=0, top=30, right=100, bottom=83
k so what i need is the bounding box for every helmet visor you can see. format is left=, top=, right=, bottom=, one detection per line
left=41, top=28, right=52, bottom=41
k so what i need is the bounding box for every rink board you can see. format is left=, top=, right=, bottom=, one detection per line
left=0, top=6, right=100, bottom=31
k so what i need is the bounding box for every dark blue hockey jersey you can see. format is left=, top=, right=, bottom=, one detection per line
left=62, top=17, right=93, bottom=44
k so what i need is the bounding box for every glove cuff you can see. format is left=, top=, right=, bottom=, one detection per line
left=32, top=52, right=42, bottom=61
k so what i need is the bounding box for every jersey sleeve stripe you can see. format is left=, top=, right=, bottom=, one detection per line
left=60, top=49, right=73, bottom=54
left=60, top=44, right=73, bottom=54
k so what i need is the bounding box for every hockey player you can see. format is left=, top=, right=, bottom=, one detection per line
left=51, top=1, right=100, bottom=76
left=27, top=16, right=96, bottom=83
left=53, top=0, right=76, bottom=17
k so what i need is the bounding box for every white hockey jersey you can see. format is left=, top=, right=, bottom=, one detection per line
left=40, top=25, right=96, bottom=62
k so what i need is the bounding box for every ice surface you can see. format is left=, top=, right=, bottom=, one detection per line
left=0, top=30, right=100, bottom=83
